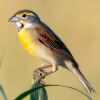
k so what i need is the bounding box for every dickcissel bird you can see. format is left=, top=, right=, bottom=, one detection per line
left=9, top=10, right=95, bottom=93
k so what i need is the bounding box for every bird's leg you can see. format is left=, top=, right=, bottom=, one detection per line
left=34, top=65, right=58, bottom=84
left=33, top=64, right=52, bottom=83
left=33, top=64, right=51, bottom=75
left=38, top=64, right=52, bottom=70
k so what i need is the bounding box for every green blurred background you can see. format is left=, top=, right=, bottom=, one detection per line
left=0, top=0, right=99, bottom=100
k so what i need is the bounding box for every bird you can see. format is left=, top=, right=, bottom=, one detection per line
left=9, top=10, right=95, bottom=93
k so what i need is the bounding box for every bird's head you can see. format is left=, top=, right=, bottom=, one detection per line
left=9, top=10, right=40, bottom=31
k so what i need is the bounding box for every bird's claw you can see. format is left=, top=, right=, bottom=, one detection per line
left=33, top=67, right=48, bottom=84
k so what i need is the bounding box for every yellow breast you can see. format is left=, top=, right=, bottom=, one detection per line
left=18, top=29, right=38, bottom=57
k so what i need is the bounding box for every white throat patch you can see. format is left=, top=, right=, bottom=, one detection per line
left=16, top=21, right=35, bottom=32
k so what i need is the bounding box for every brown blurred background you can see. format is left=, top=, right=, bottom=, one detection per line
left=0, top=0, right=100, bottom=100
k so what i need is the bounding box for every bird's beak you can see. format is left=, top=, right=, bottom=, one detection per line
left=9, top=16, right=20, bottom=22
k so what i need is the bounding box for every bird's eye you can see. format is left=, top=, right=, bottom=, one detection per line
left=22, top=14, right=27, bottom=18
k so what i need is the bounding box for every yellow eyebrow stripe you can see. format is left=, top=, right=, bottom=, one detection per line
left=17, top=12, right=32, bottom=16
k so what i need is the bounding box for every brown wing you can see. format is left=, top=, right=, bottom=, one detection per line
left=35, top=22, right=78, bottom=67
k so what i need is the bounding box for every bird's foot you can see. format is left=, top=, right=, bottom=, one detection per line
left=33, top=64, right=50, bottom=84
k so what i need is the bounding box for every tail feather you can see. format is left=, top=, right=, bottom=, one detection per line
left=72, top=67, right=95, bottom=93
left=65, top=61, right=95, bottom=93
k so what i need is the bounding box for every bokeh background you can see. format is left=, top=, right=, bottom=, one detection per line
left=0, top=0, right=100, bottom=100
